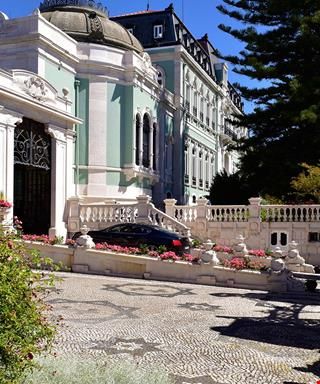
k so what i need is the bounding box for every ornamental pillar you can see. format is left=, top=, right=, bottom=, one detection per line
left=47, top=125, right=68, bottom=240
left=0, top=107, right=23, bottom=218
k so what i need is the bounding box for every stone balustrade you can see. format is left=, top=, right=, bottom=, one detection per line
left=164, top=198, right=320, bottom=266
left=67, top=195, right=190, bottom=237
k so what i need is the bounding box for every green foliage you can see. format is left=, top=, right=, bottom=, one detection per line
left=192, top=239, right=202, bottom=248
left=0, top=228, right=58, bottom=384
left=209, top=170, right=252, bottom=204
left=157, top=245, right=167, bottom=254
left=290, top=163, right=320, bottom=203
left=25, top=356, right=173, bottom=384
left=217, top=1, right=320, bottom=200
left=139, top=243, right=149, bottom=254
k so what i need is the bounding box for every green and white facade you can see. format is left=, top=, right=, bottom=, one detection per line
left=0, top=1, right=245, bottom=237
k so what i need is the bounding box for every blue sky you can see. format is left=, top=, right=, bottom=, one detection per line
left=1, top=0, right=255, bottom=112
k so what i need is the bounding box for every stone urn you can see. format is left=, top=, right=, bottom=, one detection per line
left=200, top=240, right=220, bottom=265
left=0, top=207, right=10, bottom=224
left=233, top=234, right=248, bottom=257
left=76, top=225, right=96, bottom=249
left=0, top=205, right=12, bottom=232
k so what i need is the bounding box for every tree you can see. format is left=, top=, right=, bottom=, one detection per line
left=217, top=0, right=320, bottom=200
left=290, top=163, right=320, bottom=203
left=0, top=229, right=58, bottom=383
left=209, top=170, right=251, bottom=204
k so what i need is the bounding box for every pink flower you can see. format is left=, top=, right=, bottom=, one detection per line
left=224, top=257, right=246, bottom=270
left=248, top=249, right=266, bottom=257
left=148, top=251, right=160, bottom=258
left=160, top=251, right=180, bottom=261
left=213, top=245, right=233, bottom=254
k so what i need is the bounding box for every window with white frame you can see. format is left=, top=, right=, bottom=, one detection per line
left=184, top=143, right=189, bottom=183
left=192, top=145, right=196, bottom=185
left=199, top=150, right=203, bottom=187
left=205, top=153, right=209, bottom=189
left=206, top=101, right=210, bottom=126
left=212, top=98, right=216, bottom=130
left=210, top=154, right=215, bottom=181
left=154, top=24, right=163, bottom=39
left=193, top=90, right=198, bottom=116
left=185, top=84, right=191, bottom=111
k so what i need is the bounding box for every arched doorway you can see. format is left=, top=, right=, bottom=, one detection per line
left=14, top=118, right=51, bottom=234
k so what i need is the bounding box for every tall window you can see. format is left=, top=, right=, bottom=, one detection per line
left=186, top=84, right=191, bottom=111
left=200, top=97, right=204, bottom=122
left=192, top=145, right=196, bottom=186
left=193, top=91, right=198, bottom=117
left=205, top=153, right=209, bottom=189
left=199, top=150, right=203, bottom=187
left=135, top=114, right=141, bottom=165
left=184, top=143, right=189, bottom=183
left=143, top=114, right=150, bottom=168
left=206, top=102, right=210, bottom=126
left=210, top=155, right=215, bottom=181
left=153, top=122, right=157, bottom=170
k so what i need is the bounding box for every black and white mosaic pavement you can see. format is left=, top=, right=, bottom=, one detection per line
left=48, top=272, right=320, bottom=384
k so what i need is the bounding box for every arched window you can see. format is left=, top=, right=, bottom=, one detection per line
left=143, top=114, right=150, bottom=168
left=135, top=114, right=141, bottom=165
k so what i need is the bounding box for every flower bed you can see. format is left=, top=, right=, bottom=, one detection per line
left=22, top=234, right=63, bottom=245
left=94, top=243, right=200, bottom=263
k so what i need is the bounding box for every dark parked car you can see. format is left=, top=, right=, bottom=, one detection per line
left=73, top=223, right=190, bottom=254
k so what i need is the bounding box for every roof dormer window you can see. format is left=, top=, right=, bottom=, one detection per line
left=127, top=28, right=134, bottom=34
left=154, top=24, right=163, bottom=39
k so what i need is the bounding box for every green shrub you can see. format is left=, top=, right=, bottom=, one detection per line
left=0, top=228, right=58, bottom=384
left=25, top=356, right=173, bottom=384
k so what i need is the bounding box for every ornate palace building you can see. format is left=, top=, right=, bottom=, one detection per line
left=0, top=0, right=245, bottom=237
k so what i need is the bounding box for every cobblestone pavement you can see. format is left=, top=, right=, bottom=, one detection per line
left=47, top=272, right=320, bottom=384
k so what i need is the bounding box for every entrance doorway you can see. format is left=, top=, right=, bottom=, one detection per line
left=14, top=118, right=51, bottom=234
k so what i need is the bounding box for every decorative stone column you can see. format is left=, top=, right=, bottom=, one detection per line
left=248, top=197, right=262, bottom=241
left=135, top=195, right=152, bottom=224
left=164, top=198, right=177, bottom=217
left=0, top=107, right=23, bottom=221
left=47, top=125, right=68, bottom=240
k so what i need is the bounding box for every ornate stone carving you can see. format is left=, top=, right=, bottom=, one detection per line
left=141, top=52, right=152, bottom=74
left=24, top=76, right=48, bottom=101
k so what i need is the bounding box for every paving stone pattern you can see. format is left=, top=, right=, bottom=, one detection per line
left=48, top=272, right=320, bottom=384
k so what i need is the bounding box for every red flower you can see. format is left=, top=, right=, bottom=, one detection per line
left=0, top=199, right=12, bottom=208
